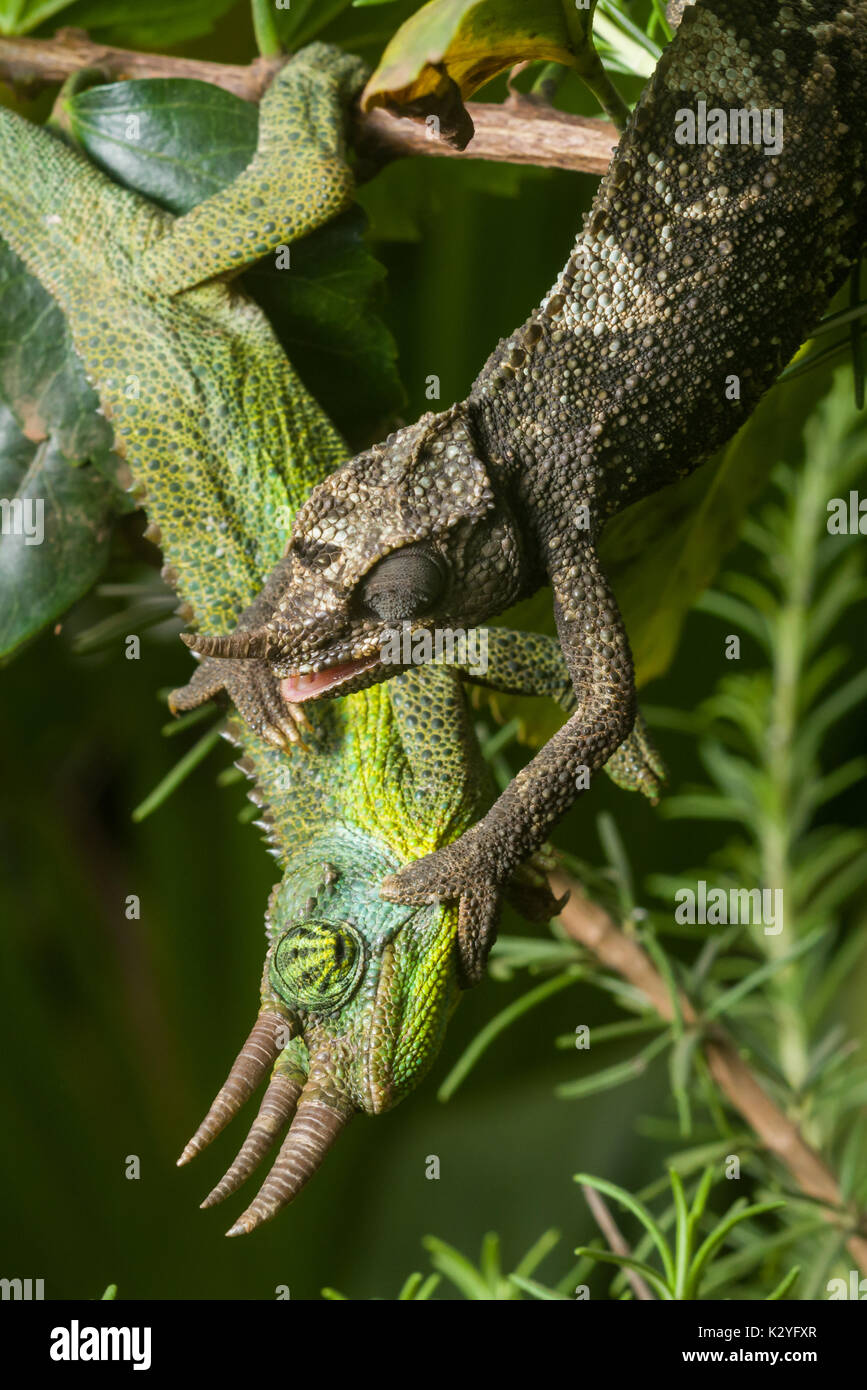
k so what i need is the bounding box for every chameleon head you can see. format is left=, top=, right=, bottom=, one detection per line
left=183, top=404, right=527, bottom=702
left=176, top=837, right=461, bottom=1235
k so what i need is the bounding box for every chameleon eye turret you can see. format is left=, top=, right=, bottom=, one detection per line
left=358, top=543, right=446, bottom=622
left=270, top=919, right=365, bottom=1014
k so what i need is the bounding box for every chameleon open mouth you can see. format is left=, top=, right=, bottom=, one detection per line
left=280, top=654, right=381, bottom=702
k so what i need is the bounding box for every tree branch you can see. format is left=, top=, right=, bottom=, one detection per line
left=0, top=32, right=618, bottom=175
left=580, top=1184, right=656, bottom=1300
left=550, top=871, right=867, bottom=1277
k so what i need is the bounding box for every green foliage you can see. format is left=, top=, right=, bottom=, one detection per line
left=0, top=0, right=237, bottom=43
left=0, top=231, right=128, bottom=657
left=436, top=368, right=867, bottom=1299
left=574, top=1169, right=791, bottom=1300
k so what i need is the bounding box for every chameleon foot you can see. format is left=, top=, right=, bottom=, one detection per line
left=170, top=655, right=310, bottom=752
left=381, top=834, right=505, bottom=986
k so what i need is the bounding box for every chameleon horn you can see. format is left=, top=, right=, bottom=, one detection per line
left=176, top=1010, right=291, bottom=1167
left=180, top=627, right=274, bottom=659
left=199, top=1068, right=304, bottom=1209
left=224, top=1091, right=352, bottom=1237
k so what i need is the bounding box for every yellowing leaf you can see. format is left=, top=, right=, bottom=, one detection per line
left=362, top=0, right=601, bottom=146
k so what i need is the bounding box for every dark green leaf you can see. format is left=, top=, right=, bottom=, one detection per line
left=62, top=80, right=258, bottom=215
left=44, top=0, right=238, bottom=47
left=0, top=408, right=118, bottom=658
left=0, top=236, right=128, bottom=656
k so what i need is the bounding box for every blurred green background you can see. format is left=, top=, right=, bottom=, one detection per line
left=1, top=0, right=866, bottom=1299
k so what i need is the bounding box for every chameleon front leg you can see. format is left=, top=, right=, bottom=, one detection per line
left=449, top=625, right=665, bottom=802
left=382, top=580, right=645, bottom=978
left=138, top=43, right=368, bottom=294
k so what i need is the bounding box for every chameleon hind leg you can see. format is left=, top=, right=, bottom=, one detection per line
left=138, top=42, right=369, bottom=295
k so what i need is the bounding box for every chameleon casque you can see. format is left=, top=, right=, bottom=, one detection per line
left=186, top=0, right=867, bottom=977
left=0, top=44, right=662, bottom=1233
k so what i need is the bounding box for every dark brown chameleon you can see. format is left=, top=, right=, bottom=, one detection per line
left=185, top=0, right=867, bottom=974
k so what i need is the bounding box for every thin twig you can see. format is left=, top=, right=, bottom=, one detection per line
left=550, top=871, right=867, bottom=1276
left=0, top=33, right=618, bottom=175
left=580, top=1184, right=656, bottom=1300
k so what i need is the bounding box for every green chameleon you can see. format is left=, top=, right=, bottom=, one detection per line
left=188, top=0, right=867, bottom=976
left=0, top=44, right=662, bottom=1235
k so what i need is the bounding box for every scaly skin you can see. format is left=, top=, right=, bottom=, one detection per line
left=0, top=44, right=662, bottom=1232
left=189, top=0, right=867, bottom=974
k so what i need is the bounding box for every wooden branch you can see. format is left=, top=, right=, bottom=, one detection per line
left=0, top=33, right=618, bottom=176
left=550, top=871, right=867, bottom=1277
left=580, top=1184, right=656, bottom=1300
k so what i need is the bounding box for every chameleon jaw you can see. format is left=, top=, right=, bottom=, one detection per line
left=280, top=652, right=383, bottom=702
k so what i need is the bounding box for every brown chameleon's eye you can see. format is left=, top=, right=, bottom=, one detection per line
left=359, top=544, right=446, bottom=622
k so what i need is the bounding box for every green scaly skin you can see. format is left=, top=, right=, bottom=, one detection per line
left=0, top=43, right=663, bottom=1234
left=186, top=1, right=867, bottom=980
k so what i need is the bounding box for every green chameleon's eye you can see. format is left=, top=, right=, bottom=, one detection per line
left=270, top=919, right=364, bottom=1013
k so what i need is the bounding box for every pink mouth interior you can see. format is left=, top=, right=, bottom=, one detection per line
left=281, top=654, right=380, bottom=703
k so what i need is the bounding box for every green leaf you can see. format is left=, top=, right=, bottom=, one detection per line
left=0, top=239, right=118, bottom=469
left=573, top=1246, right=672, bottom=1300
left=272, top=0, right=357, bottom=48
left=41, top=0, right=237, bottom=46
left=686, top=1200, right=786, bottom=1297
left=422, top=1235, right=493, bottom=1299
left=62, top=80, right=258, bottom=215
left=0, top=406, right=120, bottom=659
left=508, top=1273, right=570, bottom=1300
left=63, top=79, right=405, bottom=443
left=705, top=928, right=827, bottom=1023
left=437, top=969, right=579, bottom=1100
left=556, top=1031, right=670, bottom=1100
left=0, top=0, right=76, bottom=36
left=766, top=1266, right=800, bottom=1301
left=575, top=1173, right=676, bottom=1287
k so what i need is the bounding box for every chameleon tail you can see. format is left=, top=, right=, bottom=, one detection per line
left=176, top=1010, right=290, bottom=1166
